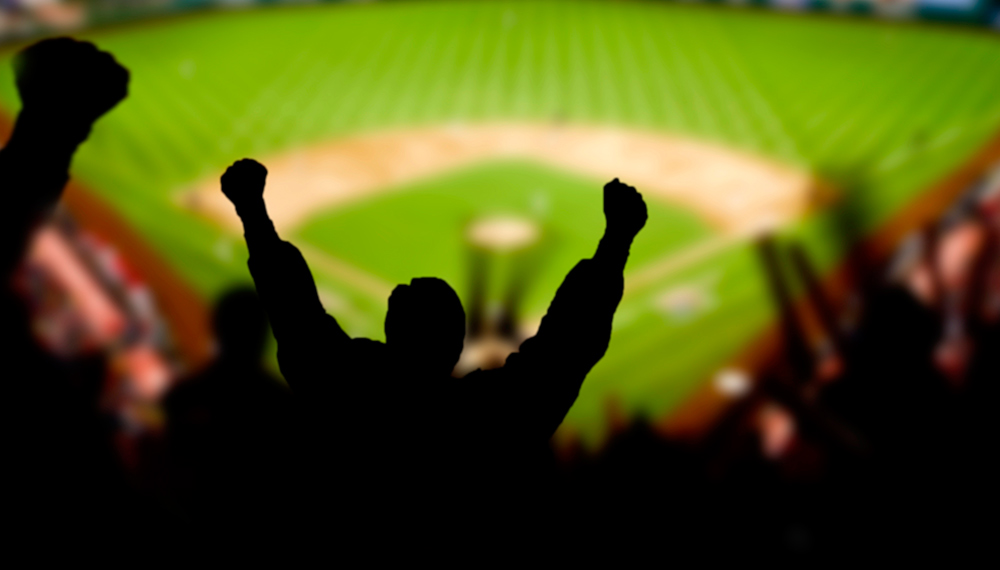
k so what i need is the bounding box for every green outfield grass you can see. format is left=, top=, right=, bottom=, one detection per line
left=298, top=161, right=712, bottom=321
left=2, top=1, right=1000, bottom=445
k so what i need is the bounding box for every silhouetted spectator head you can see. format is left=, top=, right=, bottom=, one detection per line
left=213, top=286, right=268, bottom=363
left=385, top=277, right=465, bottom=375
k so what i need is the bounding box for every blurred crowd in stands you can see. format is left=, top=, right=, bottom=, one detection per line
left=560, top=160, right=1000, bottom=558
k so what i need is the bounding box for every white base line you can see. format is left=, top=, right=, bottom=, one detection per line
left=625, top=229, right=758, bottom=297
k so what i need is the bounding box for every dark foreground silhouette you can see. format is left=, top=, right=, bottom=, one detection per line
left=0, top=38, right=188, bottom=553
left=162, top=287, right=298, bottom=533
left=6, top=34, right=999, bottom=561
left=221, top=158, right=647, bottom=529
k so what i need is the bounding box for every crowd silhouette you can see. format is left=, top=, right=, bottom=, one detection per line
left=2, top=36, right=999, bottom=559
left=161, top=286, right=297, bottom=536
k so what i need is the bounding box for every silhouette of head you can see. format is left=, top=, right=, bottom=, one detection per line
left=385, top=278, right=465, bottom=375
left=213, top=286, right=268, bottom=363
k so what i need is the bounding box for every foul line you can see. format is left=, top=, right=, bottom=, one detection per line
left=295, top=241, right=396, bottom=302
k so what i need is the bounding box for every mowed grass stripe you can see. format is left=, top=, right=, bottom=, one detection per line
left=686, top=23, right=763, bottom=152
left=384, top=18, right=451, bottom=125
left=105, top=81, right=205, bottom=182
left=707, top=23, right=802, bottom=162
left=567, top=6, right=596, bottom=121
left=135, top=63, right=228, bottom=168
left=912, top=40, right=1000, bottom=132
left=482, top=7, right=512, bottom=118
left=791, top=41, right=902, bottom=148
left=637, top=17, right=687, bottom=132
left=810, top=38, right=944, bottom=163
left=756, top=32, right=873, bottom=134
left=608, top=5, right=656, bottom=127
left=451, top=4, right=492, bottom=120
left=283, top=34, right=372, bottom=146
left=376, top=5, right=461, bottom=125
left=541, top=1, right=562, bottom=118
left=585, top=1, right=629, bottom=125
left=76, top=97, right=181, bottom=192
left=509, top=2, right=539, bottom=118
left=821, top=42, right=954, bottom=169
left=355, top=26, right=425, bottom=130
left=835, top=39, right=971, bottom=168
left=658, top=15, right=722, bottom=140
left=258, top=59, right=333, bottom=149
left=686, top=16, right=765, bottom=150
left=232, top=38, right=324, bottom=142
left=325, top=15, right=411, bottom=133
left=615, top=13, right=663, bottom=129
left=416, top=12, right=467, bottom=123
left=847, top=40, right=988, bottom=170
left=960, top=38, right=1000, bottom=123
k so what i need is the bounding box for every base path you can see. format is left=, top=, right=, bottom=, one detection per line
left=185, top=122, right=821, bottom=237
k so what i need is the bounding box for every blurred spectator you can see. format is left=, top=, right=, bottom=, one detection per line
left=161, top=286, right=297, bottom=535
left=0, top=0, right=85, bottom=40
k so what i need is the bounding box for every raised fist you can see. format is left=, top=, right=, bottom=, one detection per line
left=14, top=38, right=129, bottom=131
left=603, top=178, right=647, bottom=239
left=221, top=158, right=268, bottom=210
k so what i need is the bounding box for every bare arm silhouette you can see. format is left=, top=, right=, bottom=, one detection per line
left=0, top=38, right=128, bottom=278
left=221, top=159, right=350, bottom=399
left=499, top=178, right=647, bottom=441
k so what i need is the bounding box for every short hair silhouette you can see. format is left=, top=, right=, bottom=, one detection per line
left=385, top=277, right=466, bottom=375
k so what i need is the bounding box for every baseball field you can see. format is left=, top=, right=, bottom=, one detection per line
left=2, top=1, right=1000, bottom=446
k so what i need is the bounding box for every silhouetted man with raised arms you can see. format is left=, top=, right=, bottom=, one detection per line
left=221, top=158, right=646, bottom=517
left=0, top=38, right=159, bottom=548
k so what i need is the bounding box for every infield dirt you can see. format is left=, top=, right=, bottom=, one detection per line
left=185, top=122, right=821, bottom=237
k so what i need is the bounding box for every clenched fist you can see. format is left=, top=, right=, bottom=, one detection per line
left=603, top=178, right=647, bottom=239
left=221, top=158, right=268, bottom=211
left=14, top=38, right=129, bottom=133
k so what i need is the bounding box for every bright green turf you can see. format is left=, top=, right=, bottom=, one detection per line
left=2, top=1, right=1000, bottom=445
left=296, top=160, right=712, bottom=324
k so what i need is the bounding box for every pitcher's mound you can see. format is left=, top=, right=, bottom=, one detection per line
left=467, top=215, right=540, bottom=252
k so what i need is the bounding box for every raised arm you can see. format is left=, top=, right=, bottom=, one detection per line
left=0, top=38, right=128, bottom=278
left=499, top=178, right=647, bottom=440
left=220, top=159, right=349, bottom=397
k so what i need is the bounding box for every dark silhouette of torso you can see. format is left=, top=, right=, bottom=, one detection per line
left=163, top=287, right=297, bottom=531
left=221, top=160, right=647, bottom=526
